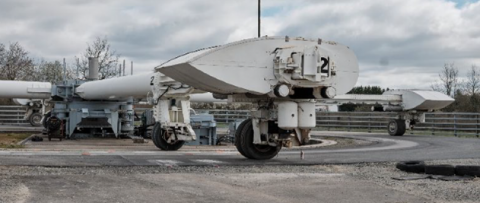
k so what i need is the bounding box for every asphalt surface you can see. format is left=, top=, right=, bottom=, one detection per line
left=1, top=131, right=479, bottom=166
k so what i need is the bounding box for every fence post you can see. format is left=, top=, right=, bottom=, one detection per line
left=348, top=112, right=351, bottom=132
left=17, top=107, right=20, bottom=125
left=432, top=114, right=435, bottom=136
left=368, top=113, right=372, bottom=133
left=477, top=114, right=479, bottom=138
left=226, top=111, right=229, bottom=123
left=454, top=114, right=457, bottom=137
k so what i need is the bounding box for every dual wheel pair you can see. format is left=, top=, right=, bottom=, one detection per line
left=151, top=122, right=185, bottom=151
left=234, top=119, right=282, bottom=160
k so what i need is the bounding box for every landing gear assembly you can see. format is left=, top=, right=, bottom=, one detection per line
left=151, top=122, right=185, bottom=151
left=235, top=119, right=282, bottom=160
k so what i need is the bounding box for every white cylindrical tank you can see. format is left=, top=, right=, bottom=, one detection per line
left=298, top=102, right=316, bottom=129
left=88, top=57, right=99, bottom=81
left=76, top=72, right=154, bottom=100
left=0, top=81, right=51, bottom=99
left=278, top=101, right=298, bottom=130
left=190, top=93, right=226, bottom=103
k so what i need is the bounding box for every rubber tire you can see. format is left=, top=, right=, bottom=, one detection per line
left=29, top=113, right=43, bottom=127
left=42, top=111, right=51, bottom=129
left=234, top=119, right=250, bottom=157
left=239, top=120, right=282, bottom=160
left=425, top=164, right=455, bottom=176
left=396, top=161, right=426, bottom=173
left=151, top=122, right=185, bottom=151
left=455, top=165, right=480, bottom=177
left=388, top=119, right=406, bottom=136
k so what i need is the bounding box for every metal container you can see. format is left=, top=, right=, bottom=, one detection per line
left=278, top=101, right=298, bottom=130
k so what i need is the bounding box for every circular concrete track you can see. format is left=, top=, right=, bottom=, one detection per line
left=0, top=131, right=479, bottom=166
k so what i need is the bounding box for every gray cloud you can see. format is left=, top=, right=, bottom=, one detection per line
left=0, top=0, right=479, bottom=89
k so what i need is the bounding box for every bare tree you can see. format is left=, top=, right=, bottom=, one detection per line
left=463, top=65, right=480, bottom=96
left=74, top=36, right=120, bottom=79
left=431, top=63, right=459, bottom=97
left=33, top=60, right=74, bottom=84
left=0, top=42, right=35, bottom=80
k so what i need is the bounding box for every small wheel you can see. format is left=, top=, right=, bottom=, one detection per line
left=234, top=119, right=250, bottom=157
left=29, top=113, right=43, bottom=127
left=388, top=119, right=406, bottom=136
left=151, top=122, right=185, bottom=151
left=239, top=120, right=282, bottom=160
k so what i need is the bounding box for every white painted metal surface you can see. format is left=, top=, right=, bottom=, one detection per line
left=318, top=90, right=454, bottom=111
left=76, top=72, right=154, bottom=100
left=190, top=93, right=226, bottom=103
left=320, top=94, right=403, bottom=105
left=0, top=81, right=51, bottom=99
left=384, top=90, right=454, bottom=110
left=278, top=101, right=298, bottom=129
left=157, top=36, right=359, bottom=96
left=298, top=102, right=316, bottom=128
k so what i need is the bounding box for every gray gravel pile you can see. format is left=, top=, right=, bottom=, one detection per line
left=346, top=159, right=480, bottom=203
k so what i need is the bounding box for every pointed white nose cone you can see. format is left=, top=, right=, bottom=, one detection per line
left=157, top=37, right=359, bottom=96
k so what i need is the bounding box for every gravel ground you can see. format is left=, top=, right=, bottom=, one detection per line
left=0, top=159, right=478, bottom=202
left=346, top=159, right=480, bottom=203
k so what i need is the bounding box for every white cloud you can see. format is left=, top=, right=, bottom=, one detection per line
left=0, top=0, right=479, bottom=89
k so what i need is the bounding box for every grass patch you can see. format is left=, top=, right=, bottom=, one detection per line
left=0, top=133, right=31, bottom=148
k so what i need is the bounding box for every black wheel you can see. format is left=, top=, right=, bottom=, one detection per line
left=396, top=161, right=426, bottom=173
left=29, top=113, right=43, bottom=127
left=425, top=164, right=455, bottom=176
left=234, top=119, right=250, bottom=157
left=388, top=119, right=406, bottom=136
left=42, top=111, right=51, bottom=129
left=239, top=120, right=282, bottom=160
left=151, top=122, right=185, bottom=151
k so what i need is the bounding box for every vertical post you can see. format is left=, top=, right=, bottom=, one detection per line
left=76, top=58, right=79, bottom=79
left=123, top=60, right=126, bottom=76
left=454, top=114, right=457, bottom=137
left=118, top=64, right=122, bottom=77
left=368, top=113, right=371, bottom=133
left=348, top=112, right=351, bottom=132
left=477, top=114, right=479, bottom=138
left=131, top=61, right=133, bottom=75
left=63, top=58, right=66, bottom=82
left=432, top=114, right=435, bottom=136
left=258, top=0, right=261, bottom=38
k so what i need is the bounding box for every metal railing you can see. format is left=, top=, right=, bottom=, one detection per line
left=317, top=112, right=480, bottom=137
left=195, top=109, right=250, bottom=123
left=0, top=105, right=28, bottom=125
left=5, top=104, right=477, bottom=137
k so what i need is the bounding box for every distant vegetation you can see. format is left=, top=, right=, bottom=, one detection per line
left=0, top=37, right=121, bottom=105
left=339, top=86, right=388, bottom=112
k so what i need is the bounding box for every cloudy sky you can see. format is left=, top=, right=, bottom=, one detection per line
left=1, top=0, right=479, bottom=89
